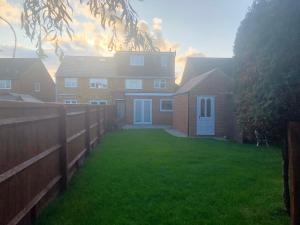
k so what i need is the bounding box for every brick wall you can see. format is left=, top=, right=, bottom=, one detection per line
left=173, top=94, right=189, bottom=134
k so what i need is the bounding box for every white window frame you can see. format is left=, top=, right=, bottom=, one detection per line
left=125, top=79, right=143, bottom=89
left=64, top=78, right=78, bottom=88
left=89, top=78, right=108, bottom=89
left=161, top=55, right=169, bottom=68
left=34, top=82, right=40, bottom=92
left=130, top=55, right=144, bottom=66
left=89, top=100, right=108, bottom=105
left=154, top=79, right=167, bottom=89
left=64, top=99, right=78, bottom=104
left=160, top=99, right=174, bottom=112
left=0, top=80, right=11, bottom=89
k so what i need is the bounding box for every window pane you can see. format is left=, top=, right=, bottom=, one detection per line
left=0, top=80, right=11, bottom=89
left=130, top=55, right=144, bottom=66
left=154, top=79, right=167, bottom=89
left=161, top=55, right=168, bottom=67
left=65, top=78, right=77, bottom=87
left=89, top=79, right=108, bottom=88
left=144, top=101, right=151, bottom=122
left=90, top=100, right=108, bottom=105
left=160, top=100, right=173, bottom=111
left=126, top=79, right=142, bottom=89
left=200, top=99, right=205, bottom=117
left=206, top=99, right=211, bottom=117
left=134, top=100, right=143, bottom=122
left=34, top=82, right=40, bottom=92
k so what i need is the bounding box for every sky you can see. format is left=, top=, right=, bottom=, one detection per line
left=0, top=0, right=253, bottom=81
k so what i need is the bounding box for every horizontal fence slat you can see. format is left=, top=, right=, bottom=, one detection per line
left=66, top=129, right=86, bottom=143
left=0, top=144, right=61, bottom=184
left=0, top=114, right=60, bottom=127
left=66, top=111, right=86, bottom=117
left=7, top=175, right=61, bottom=225
left=89, top=122, right=98, bottom=129
left=68, top=148, right=87, bottom=170
left=90, top=109, right=97, bottom=113
left=90, top=137, right=98, bottom=146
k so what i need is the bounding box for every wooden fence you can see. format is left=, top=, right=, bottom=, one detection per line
left=0, top=101, right=117, bottom=225
left=288, top=122, right=300, bottom=225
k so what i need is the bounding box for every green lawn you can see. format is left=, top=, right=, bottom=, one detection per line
left=35, top=130, right=289, bottom=225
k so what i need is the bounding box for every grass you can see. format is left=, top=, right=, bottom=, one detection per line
left=35, top=129, right=289, bottom=225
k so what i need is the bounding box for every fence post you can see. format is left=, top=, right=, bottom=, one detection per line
left=85, top=105, right=91, bottom=154
left=103, top=105, right=107, bottom=133
left=288, top=122, right=300, bottom=225
left=59, top=105, right=68, bottom=191
left=96, top=105, right=101, bottom=143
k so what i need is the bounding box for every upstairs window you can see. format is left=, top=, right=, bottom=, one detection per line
left=34, top=82, right=40, bottom=92
left=160, top=99, right=174, bottom=112
left=125, top=79, right=142, bottom=89
left=161, top=55, right=169, bottom=68
left=89, top=100, right=108, bottom=105
left=130, top=55, right=144, bottom=66
left=0, top=80, right=11, bottom=89
left=64, top=78, right=78, bottom=88
left=154, top=79, right=167, bottom=89
left=89, top=79, right=108, bottom=89
left=64, top=99, right=78, bottom=104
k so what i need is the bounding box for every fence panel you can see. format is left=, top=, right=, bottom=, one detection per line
left=288, top=122, right=300, bottom=225
left=0, top=101, right=117, bottom=225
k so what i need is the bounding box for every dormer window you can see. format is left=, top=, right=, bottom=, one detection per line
left=130, top=55, right=144, bottom=66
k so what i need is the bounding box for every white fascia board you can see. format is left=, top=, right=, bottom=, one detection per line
left=125, top=92, right=175, bottom=97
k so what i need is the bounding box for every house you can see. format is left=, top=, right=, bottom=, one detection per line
left=181, top=57, right=234, bottom=84
left=173, top=68, right=235, bottom=138
left=0, top=58, right=56, bottom=102
left=55, top=51, right=176, bottom=125
left=56, top=56, right=116, bottom=105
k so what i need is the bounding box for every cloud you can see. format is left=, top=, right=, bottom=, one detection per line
left=0, top=1, right=204, bottom=85
left=0, top=0, right=21, bottom=26
left=175, top=47, right=206, bottom=84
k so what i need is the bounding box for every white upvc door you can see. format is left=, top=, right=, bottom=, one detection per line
left=197, top=96, right=215, bottom=135
left=134, top=99, right=152, bottom=124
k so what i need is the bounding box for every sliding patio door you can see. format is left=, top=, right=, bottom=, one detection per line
left=134, top=99, right=152, bottom=124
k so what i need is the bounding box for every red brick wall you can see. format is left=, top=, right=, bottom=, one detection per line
left=173, top=95, right=189, bottom=134
left=125, top=96, right=173, bottom=125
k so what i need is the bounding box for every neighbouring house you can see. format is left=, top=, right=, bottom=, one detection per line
left=55, top=51, right=176, bottom=125
left=181, top=57, right=234, bottom=84
left=0, top=58, right=56, bottom=102
left=173, top=68, right=235, bottom=138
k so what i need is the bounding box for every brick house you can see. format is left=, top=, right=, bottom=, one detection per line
left=55, top=51, right=176, bottom=125
left=173, top=69, right=235, bottom=137
left=0, top=58, right=56, bottom=102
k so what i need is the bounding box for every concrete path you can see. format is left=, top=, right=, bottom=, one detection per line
left=122, top=125, right=188, bottom=138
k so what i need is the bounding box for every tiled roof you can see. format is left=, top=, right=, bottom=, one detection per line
left=56, top=56, right=116, bottom=78
left=0, top=58, right=44, bottom=79
left=175, top=68, right=228, bottom=95
left=181, top=57, right=234, bottom=84
left=0, top=92, right=42, bottom=102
